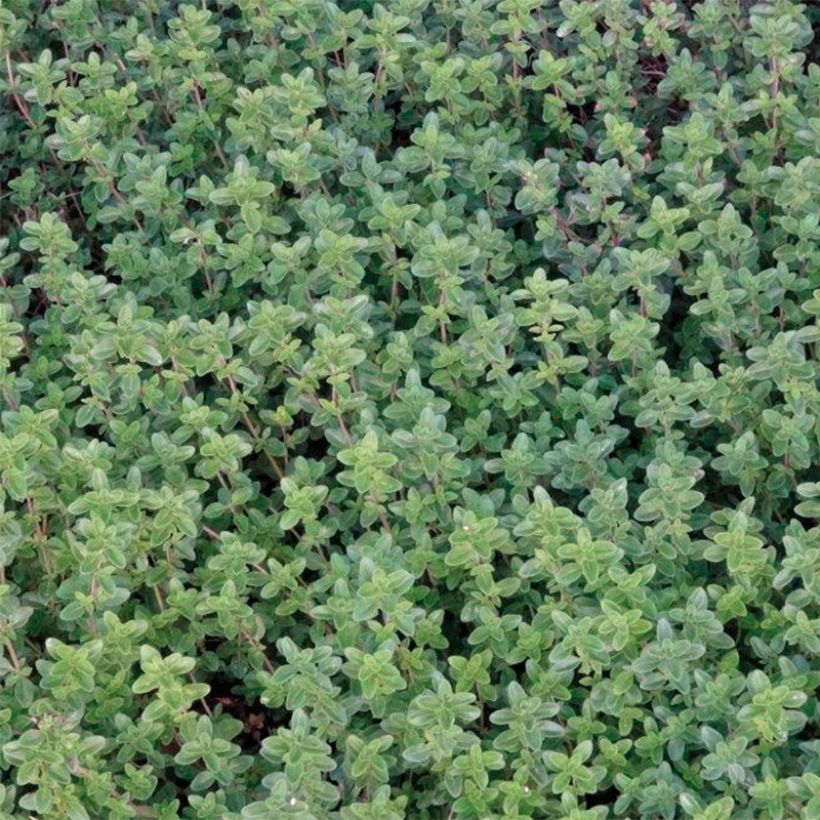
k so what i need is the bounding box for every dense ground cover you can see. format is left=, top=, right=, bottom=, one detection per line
left=1, top=0, right=820, bottom=817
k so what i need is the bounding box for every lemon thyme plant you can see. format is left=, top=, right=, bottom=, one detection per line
left=1, top=0, right=820, bottom=817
